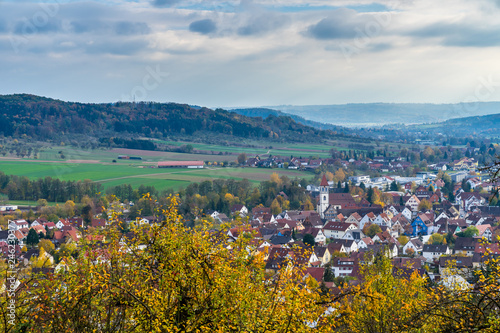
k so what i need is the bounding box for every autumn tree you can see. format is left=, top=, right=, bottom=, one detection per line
left=237, top=153, right=247, bottom=165
left=5, top=196, right=333, bottom=332
left=428, top=233, right=446, bottom=245
left=38, top=239, right=55, bottom=253
left=418, top=199, right=432, bottom=211
left=363, top=224, right=382, bottom=238
left=333, top=253, right=433, bottom=332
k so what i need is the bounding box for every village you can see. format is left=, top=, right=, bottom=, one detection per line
left=2, top=154, right=499, bottom=292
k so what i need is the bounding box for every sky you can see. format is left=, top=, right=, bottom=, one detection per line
left=1, top=0, right=500, bottom=108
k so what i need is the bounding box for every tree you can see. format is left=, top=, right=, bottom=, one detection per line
left=270, top=198, right=282, bottom=215
left=37, top=198, right=48, bottom=207
left=457, top=226, right=479, bottom=238
left=367, top=187, right=374, bottom=204
left=390, top=180, right=398, bottom=191
left=8, top=197, right=332, bottom=332
left=428, top=233, right=446, bottom=245
left=303, top=233, right=315, bottom=247
left=363, top=224, right=382, bottom=238
left=334, top=253, right=432, bottom=332
left=26, top=228, right=39, bottom=247
left=398, top=235, right=409, bottom=246
left=418, top=199, right=432, bottom=211
left=39, top=239, right=55, bottom=253
left=302, top=199, right=314, bottom=211
left=237, top=153, right=247, bottom=165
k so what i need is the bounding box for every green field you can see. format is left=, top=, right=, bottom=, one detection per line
left=3, top=200, right=58, bottom=207
left=0, top=160, right=314, bottom=192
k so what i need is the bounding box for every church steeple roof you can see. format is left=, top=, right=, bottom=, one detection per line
left=320, top=175, right=329, bottom=187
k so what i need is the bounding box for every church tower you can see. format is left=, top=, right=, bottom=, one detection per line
left=317, top=174, right=330, bottom=218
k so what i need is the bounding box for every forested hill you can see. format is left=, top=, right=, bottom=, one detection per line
left=406, top=113, right=500, bottom=138
left=0, top=94, right=357, bottom=143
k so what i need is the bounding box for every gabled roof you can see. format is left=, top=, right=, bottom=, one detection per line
left=323, top=221, right=354, bottom=232
left=423, top=244, right=448, bottom=253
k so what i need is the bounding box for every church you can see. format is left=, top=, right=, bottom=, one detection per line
left=316, top=174, right=358, bottom=219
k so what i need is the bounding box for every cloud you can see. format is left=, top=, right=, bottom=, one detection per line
left=13, top=19, right=63, bottom=35
left=237, top=13, right=289, bottom=36
left=151, top=0, right=181, bottom=8
left=306, top=9, right=368, bottom=40
left=410, top=23, right=500, bottom=47
left=85, top=39, right=150, bottom=56
left=189, top=19, right=217, bottom=34
left=114, top=21, right=151, bottom=35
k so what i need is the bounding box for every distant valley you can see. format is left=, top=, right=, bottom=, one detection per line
left=233, top=102, right=500, bottom=127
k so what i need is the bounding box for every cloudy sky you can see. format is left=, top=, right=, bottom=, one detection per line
left=1, top=0, right=500, bottom=107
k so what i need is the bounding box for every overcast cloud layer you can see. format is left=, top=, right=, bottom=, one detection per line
left=1, top=0, right=500, bottom=107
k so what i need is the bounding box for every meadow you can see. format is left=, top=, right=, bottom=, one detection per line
left=0, top=160, right=314, bottom=194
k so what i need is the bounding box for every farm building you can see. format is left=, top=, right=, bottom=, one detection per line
left=118, top=155, right=142, bottom=160
left=158, top=161, right=204, bottom=169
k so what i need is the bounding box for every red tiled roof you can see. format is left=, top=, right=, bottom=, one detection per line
left=320, top=175, right=329, bottom=186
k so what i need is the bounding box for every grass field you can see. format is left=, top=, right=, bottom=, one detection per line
left=3, top=200, right=58, bottom=207
left=0, top=160, right=314, bottom=192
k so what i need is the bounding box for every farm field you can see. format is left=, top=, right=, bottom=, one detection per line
left=153, top=139, right=339, bottom=158
left=0, top=160, right=314, bottom=192
left=2, top=200, right=58, bottom=207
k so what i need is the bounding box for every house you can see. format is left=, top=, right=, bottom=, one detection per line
left=402, top=238, right=424, bottom=255
left=55, top=219, right=70, bottom=229
left=344, top=212, right=363, bottom=226
left=327, top=242, right=347, bottom=256
left=230, top=204, right=248, bottom=217
left=31, top=225, right=47, bottom=236
left=438, top=256, right=474, bottom=277
left=158, top=161, right=204, bottom=169
left=331, top=257, right=357, bottom=277
left=475, top=224, right=493, bottom=242
left=323, top=222, right=356, bottom=239
left=401, top=207, right=413, bottom=221
left=342, top=228, right=365, bottom=241
left=43, top=222, right=56, bottom=230
left=206, top=210, right=220, bottom=219
left=314, top=246, right=331, bottom=266
left=330, top=239, right=358, bottom=254
left=30, top=220, right=41, bottom=227
left=358, top=237, right=374, bottom=249
left=359, top=212, right=376, bottom=230
left=269, top=232, right=294, bottom=246
left=252, top=206, right=271, bottom=216
left=360, top=243, right=398, bottom=258
left=406, top=195, right=421, bottom=212
left=458, top=192, right=486, bottom=211
left=302, top=267, right=325, bottom=284
left=373, top=213, right=392, bottom=228
left=409, top=214, right=433, bottom=236
left=454, top=237, right=477, bottom=256
left=422, top=244, right=451, bottom=262
left=91, top=219, right=107, bottom=228
left=300, top=228, right=326, bottom=245
left=9, top=220, right=28, bottom=231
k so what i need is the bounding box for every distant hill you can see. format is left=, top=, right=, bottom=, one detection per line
left=408, top=113, right=500, bottom=138
left=228, top=108, right=349, bottom=132
left=262, top=103, right=500, bottom=127
left=0, top=94, right=359, bottom=145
